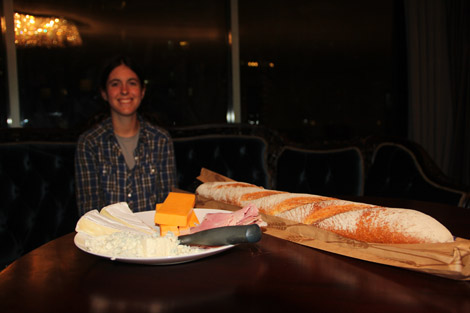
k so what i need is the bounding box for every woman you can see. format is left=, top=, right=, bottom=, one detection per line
left=75, top=56, right=177, bottom=216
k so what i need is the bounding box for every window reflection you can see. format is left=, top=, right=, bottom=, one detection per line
left=11, top=0, right=230, bottom=130
left=3, top=0, right=406, bottom=143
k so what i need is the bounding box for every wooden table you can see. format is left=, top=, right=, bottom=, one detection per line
left=1, top=198, right=469, bottom=313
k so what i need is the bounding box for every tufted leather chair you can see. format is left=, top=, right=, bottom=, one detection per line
left=364, top=142, right=468, bottom=207
left=173, top=135, right=270, bottom=192
left=274, top=146, right=364, bottom=196
left=0, top=142, right=78, bottom=269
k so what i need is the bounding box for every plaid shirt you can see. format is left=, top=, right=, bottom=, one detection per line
left=75, top=116, right=177, bottom=216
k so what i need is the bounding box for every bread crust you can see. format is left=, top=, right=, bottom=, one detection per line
left=196, top=182, right=454, bottom=244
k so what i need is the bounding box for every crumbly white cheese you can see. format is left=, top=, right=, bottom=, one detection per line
left=84, top=231, right=203, bottom=258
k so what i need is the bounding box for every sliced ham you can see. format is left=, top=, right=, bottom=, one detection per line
left=187, top=204, right=266, bottom=234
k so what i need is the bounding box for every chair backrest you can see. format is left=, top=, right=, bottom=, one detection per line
left=173, top=135, right=270, bottom=192
left=365, top=142, right=467, bottom=206
left=0, top=142, right=79, bottom=269
left=274, top=146, right=364, bottom=196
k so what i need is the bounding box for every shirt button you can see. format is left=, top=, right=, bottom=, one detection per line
left=128, top=193, right=132, bottom=198
left=102, top=170, right=107, bottom=174
left=151, top=168, right=155, bottom=174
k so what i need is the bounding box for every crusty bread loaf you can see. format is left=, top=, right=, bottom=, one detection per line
left=196, top=181, right=454, bottom=244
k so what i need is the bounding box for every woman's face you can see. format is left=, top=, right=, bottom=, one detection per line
left=101, top=64, right=146, bottom=118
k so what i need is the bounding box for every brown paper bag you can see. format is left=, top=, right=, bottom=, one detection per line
left=196, top=168, right=470, bottom=281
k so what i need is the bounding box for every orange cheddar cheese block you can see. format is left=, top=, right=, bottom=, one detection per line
left=154, top=192, right=196, bottom=226
left=159, top=224, right=179, bottom=236
left=155, top=204, right=199, bottom=226
left=158, top=211, right=200, bottom=236
left=188, top=210, right=199, bottom=227
left=176, top=209, right=201, bottom=235
left=177, top=225, right=189, bottom=235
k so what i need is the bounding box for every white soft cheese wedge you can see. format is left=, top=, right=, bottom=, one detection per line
left=76, top=210, right=135, bottom=236
left=100, top=202, right=156, bottom=235
left=76, top=209, right=154, bottom=237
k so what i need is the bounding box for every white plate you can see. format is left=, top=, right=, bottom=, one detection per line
left=74, top=208, right=234, bottom=265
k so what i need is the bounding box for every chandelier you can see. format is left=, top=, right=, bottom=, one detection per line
left=14, top=12, right=82, bottom=48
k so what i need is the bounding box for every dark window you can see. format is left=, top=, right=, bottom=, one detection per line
left=12, top=0, right=230, bottom=131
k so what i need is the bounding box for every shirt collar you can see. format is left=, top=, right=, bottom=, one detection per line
left=103, top=115, right=148, bottom=141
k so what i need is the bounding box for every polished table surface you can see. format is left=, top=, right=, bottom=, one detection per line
left=1, top=197, right=470, bottom=313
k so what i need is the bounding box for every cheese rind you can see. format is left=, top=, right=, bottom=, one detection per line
left=76, top=210, right=146, bottom=236
left=154, top=192, right=196, bottom=226
left=100, top=202, right=155, bottom=235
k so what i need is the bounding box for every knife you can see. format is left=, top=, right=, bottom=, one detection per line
left=178, top=224, right=262, bottom=246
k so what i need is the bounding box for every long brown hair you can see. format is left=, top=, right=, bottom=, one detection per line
left=99, top=55, right=146, bottom=91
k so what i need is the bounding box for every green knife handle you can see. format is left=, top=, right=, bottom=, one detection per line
left=178, top=224, right=262, bottom=246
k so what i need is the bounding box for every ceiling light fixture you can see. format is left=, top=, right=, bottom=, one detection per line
left=13, top=12, right=82, bottom=48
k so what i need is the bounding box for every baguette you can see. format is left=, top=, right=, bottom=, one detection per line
left=196, top=181, right=454, bottom=244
